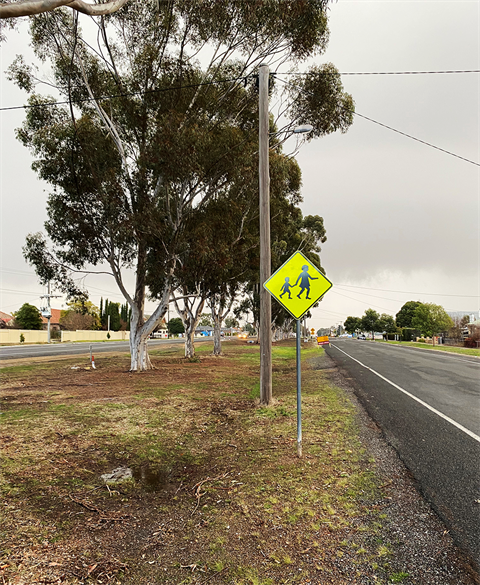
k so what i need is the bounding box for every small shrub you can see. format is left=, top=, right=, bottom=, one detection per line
left=417, top=338, right=426, bottom=343
left=19, top=333, right=25, bottom=343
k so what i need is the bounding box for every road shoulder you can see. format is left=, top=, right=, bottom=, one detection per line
left=310, top=350, right=480, bottom=584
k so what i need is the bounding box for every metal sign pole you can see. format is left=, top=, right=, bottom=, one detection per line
left=296, top=319, right=302, bottom=458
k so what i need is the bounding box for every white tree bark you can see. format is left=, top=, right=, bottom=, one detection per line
left=128, top=288, right=170, bottom=371
left=210, top=293, right=235, bottom=357
left=174, top=292, right=205, bottom=360
left=0, top=0, right=129, bottom=19
left=212, top=311, right=222, bottom=356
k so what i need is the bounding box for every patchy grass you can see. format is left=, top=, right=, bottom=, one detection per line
left=377, top=340, right=480, bottom=357
left=0, top=341, right=473, bottom=585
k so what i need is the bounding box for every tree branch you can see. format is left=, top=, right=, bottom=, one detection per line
left=0, top=0, right=129, bottom=19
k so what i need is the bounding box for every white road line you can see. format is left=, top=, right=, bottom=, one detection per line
left=331, top=343, right=480, bottom=444
left=375, top=342, right=480, bottom=365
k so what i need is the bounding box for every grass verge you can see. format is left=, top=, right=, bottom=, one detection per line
left=0, top=341, right=467, bottom=584
left=376, top=340, right=479, bottom=357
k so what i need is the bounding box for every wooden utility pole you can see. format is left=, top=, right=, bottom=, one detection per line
left=259, top=63, right=272, bottom=405
left=40, top=281, right=60, bottom=343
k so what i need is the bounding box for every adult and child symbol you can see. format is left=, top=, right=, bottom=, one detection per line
left=279, top=265, right=318, bottom=301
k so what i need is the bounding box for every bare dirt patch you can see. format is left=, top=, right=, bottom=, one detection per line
left=1, top=341, right=478, bottom=585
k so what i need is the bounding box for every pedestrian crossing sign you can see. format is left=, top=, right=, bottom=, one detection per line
left=263, top=251, right=333, bottom=320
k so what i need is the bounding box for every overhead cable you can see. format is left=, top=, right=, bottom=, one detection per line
left=336, top=284, right=480, bottom=298
left=1, top=71, right=478, bottom=166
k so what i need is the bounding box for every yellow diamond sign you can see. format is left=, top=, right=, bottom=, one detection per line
left=263, top=251, right=333, bottom=320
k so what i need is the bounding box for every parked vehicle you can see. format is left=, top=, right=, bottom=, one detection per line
left=357, top=334, right=366, bottom=340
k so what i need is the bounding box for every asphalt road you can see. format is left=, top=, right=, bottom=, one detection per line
left=326, top=340, right=480, bottom=566
left=0, top=338, right=191, bottom=361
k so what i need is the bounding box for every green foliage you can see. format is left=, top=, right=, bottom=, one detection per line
left=224, top=316, right=239, bottom=329
left=198, top=313, right=213, bottom=327
left=60, top=298, right=101, bottom=330
left=379, top=313, right=397, bottom=334
left=168, top=318, right=185, bottom=336
left=120, top=302, right=131, bottom=330
left=14, top=0, right=353, bottom=369
left=395, top=301, right=422, bottom=328
left=288, top=63, right=355, bottom=139
left=411, top=303, right=453, bottom=338
left=344, top=316, right=361, bottom=334
left=401, top=327, right=420, bottom=342
left=100, top=298, right=121, bottom=331
left=360, top=309, right=380, bottom=335
left=13, top=303, right=43, bottom=330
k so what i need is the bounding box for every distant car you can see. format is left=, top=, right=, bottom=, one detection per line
left=357, top=334, right=366, bottom=340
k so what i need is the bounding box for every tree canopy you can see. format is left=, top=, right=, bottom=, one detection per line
left=344, top=316, right=361, bottom=334
left=411, top=303, right=453, bottom=339
left=396, top=301, right=422, bottom=328
left=13, top=0, right=354, bottom=370
left=167, top=317, right=184, bottom=336
left=13, top=303, right=43, bottom=329
left=360, top=309, right=380, bottom=337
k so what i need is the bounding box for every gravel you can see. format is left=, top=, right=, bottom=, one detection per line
left=312, top=351, right=480, bottom=585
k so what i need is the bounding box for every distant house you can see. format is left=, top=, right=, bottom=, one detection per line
left=467, top=319, right=480, bottom=335
left=195, top=326, right=214, bottom=337
left=40, top=308, right=62, bottom=331
left=0, top=311, right=13, bottom=327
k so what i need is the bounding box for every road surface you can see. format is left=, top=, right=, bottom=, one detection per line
left=326, top=340, right=480, bottom=566
left=0, top=338, right=198, bottom=361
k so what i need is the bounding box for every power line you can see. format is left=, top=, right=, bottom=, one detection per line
left=331, top=290, right=395, bottom=313
left=335, top=287, right=404, bottom=304
left=2, top=70, right=478, bottom=166
left=0, top=287, right=44, bottom=295
left=276, top=75, right=480, bottom=167
left=0, top=75, right=247, bottom=113
left=336, top=284, right=479, bottom=299
left=284, top=70, right=480, bottom=76
left=0, top=268, right=36, bottom=278
left=353, top=111, right=480, bottom=167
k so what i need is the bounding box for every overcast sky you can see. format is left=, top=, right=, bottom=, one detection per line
left=1, top=1, right=479, bottom=329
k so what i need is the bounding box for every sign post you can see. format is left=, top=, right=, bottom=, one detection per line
left=263, top=251, right=333, bottom=457
left=296, top=319, right=302, bottom=457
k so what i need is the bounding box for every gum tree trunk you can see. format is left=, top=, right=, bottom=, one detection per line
left=174, top=293, right=205, bottom=360
left=124, top=243, right=171, bottom=371
left=212, top=313, right=222, bottom=356
left=184, top=325, right=196, bottom=359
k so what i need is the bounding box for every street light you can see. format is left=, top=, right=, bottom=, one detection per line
left=258, top=63, right=313, bottom=405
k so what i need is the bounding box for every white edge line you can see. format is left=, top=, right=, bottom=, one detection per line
left=378, top=342, right=480, bottom=365
left=331, top=343, right=480, bottom=444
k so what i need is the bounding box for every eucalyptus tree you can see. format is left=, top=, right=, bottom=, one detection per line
left=12, top=0, right=353, bottom=370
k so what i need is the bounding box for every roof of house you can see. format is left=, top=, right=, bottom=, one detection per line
left=0, top=311, right=12, bottom=322
left=41, top=308, right=62, bottom=324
